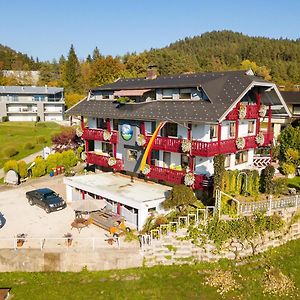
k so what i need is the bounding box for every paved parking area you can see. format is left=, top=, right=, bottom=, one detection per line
left=0, top=175, right=138, bottom=250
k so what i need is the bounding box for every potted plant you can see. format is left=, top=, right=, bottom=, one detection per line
left=16, top=233, right=27, bottom=247
left=64, top=233, right=73, bottom=247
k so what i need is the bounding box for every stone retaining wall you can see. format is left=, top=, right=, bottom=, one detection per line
left=143, top=209, right=300, bottom=267
left=0, top=248, right=143, bottom=272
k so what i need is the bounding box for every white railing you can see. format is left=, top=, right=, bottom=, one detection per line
left=240, top=195, right=300, bottom=215
left=0, top=236, right=121, bottom=251
left=253, top=156, right=272, bottom=168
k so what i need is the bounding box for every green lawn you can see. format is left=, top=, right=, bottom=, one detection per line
left=288, top=176, right=300, bottom=190
left=0, top=122, right=62, bottom=168
left=1, top=239, right=300, bottom=299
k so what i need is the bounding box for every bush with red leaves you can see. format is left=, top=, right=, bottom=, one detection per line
left=51, top=127, right=82, bottom=152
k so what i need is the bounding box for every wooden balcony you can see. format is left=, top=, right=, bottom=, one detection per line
left=147, top=165, right=206, bottom=190
left=226, top=104, right=258, bottom=120
left=146, top=132, right=273, bottom=157
left=86, top=152, right=123, bottom=171
left=82, top=128, right=118, bottom=143
left=145, top=136, right=182, bottom=152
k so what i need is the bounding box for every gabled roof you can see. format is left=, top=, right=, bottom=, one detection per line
left=66, top=70, right=274, bottom=123
left=0, top=86, right=63, bottom=95
left=281, top=91, right=300, bottom=105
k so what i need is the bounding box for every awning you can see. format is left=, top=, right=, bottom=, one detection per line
left=71, top=199, right=107, bottom=212
left=114, top=89, right=152, bottom=97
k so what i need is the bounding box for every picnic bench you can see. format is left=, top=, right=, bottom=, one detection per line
left=71, top=218, right=91, bottom=233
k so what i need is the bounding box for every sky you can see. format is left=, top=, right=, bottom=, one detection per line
left=0, top=0, right=299, bottom=62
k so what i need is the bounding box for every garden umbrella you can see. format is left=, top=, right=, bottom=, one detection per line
left=71, top=199, right=106, bottom=213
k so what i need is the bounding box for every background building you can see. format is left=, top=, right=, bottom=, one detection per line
left=0, top=85, right=64, bottom=122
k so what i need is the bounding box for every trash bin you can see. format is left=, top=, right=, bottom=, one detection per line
left=57, top=166, right=61, bottom=174
left=49, top=171, right=54, bottom=177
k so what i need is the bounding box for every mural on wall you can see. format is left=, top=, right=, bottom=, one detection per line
left=121, top=124, right=133, bottom=141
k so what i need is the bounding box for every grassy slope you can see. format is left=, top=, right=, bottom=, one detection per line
left=1, top=239, right=300, bottom=299
left=0, top=122, right=62, bottom=168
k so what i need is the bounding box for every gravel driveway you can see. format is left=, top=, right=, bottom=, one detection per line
left=0, top=175, right=138, bottom=250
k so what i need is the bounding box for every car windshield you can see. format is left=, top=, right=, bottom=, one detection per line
left=44, top=191, right=58, bottom=198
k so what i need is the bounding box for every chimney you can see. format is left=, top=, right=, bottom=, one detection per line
left=146, top=65, right=157, bottom=80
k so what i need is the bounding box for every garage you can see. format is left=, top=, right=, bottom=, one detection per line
left=63, top=172, right=171, bottom=230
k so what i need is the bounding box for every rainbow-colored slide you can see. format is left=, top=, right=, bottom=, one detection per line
left=139, top=121, right=166, bottom=172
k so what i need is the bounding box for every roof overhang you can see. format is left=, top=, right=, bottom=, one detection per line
left=114, top=89, right=152, bottom=97
left=218, top=82, right=292, bottom=122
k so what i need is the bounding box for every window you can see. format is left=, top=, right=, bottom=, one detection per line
left=229, top=122, right=236, bottom=138
left=102, top=142, right=113, bottom=156
left=161, top=123, right=178, bottom=137
left=96, top=118, right=107, bottom=129
left=113, top=119, right=119, bottom=131
left=162, top=89, right=173, bottom=99
left=179, top=89, right=191, bottom=100
left=151, top=150, right=159, bottom=166
left=127, top=149, right=138, bottom=161
left=294, top=105, right=300, bottom=115
left=181, top=154, right=189, bottom=169
left=248, top=120, right=255, bottom=134
left=210, top=125, right=218, bottom=139
left=224, top=154, right=230, bottom=167
left=102, top=92, right=110, bottom=100
left=163, top=152, right=171, bottom=168
left=32, top=95, right=45, bottom=102
left=235, top=151, right=248, bottom=165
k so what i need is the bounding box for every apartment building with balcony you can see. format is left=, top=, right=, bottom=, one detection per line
left=0, top=85, right=65, bottom=122
left=65, top=70, right=291, bottom=229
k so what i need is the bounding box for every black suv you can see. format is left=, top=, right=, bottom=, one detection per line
left=26, top=188, right=66, bottom=213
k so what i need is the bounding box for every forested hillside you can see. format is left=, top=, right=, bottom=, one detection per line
left=1, top=30, right=300, bottom=108
left=0, top=44, right=37, bottom=70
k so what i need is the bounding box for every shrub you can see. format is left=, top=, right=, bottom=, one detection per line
left=36, top=136, right=46, bottom=144
left=3, top=160, right=18, bottom=173
left=4, top=147, right=18, bottom=157
left=281, top=163, right=296, bottom=176
left=2, top=116, right=9, bottom=122
left=272, top=178, right=288, bottom=195
left=32, top=156, right=46, bottom=177
left=155, top=215, right=168, bottom=226
left=24, top=142, right=34, bottom=150
left=18, top=160, right=28, bottom=178
left=285, top=148, right=300, bottom=165
left=45, top=152, right=63, bottom=173
left=163, top=184, right=198, bottom=213
left=61, top=150, right=78, bottom=169
left=260, top=165, right=275, bottom=193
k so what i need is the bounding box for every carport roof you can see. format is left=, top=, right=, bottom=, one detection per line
left=64, top=173, right=171, bottom=210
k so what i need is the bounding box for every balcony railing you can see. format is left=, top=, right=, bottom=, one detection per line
left=226, top=104, right=258, bottom=120
left=82, top=128, right=118, bottom=144
left=147, top=165, right=206, bottom=190
left=86, top=152, right=123, bottom=171
left=145, top=132, right=273, bottom=157
left=145, top=136, right=182, bottom=152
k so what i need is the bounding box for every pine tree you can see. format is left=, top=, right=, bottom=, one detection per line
left=63, top=45, right=83, bottom=93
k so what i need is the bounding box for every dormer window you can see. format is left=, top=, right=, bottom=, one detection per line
left=179, top=89, right=191, bottom=100
left=162, top=89, right=173, bottom=100
left=102, top=92, right=110, bottom=100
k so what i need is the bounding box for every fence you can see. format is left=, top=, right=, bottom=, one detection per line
left=0, top=236, right=120, bottom=251
left=240, top=195, right=300, bottom=215
left=140, top=206, right=216, bottom=249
